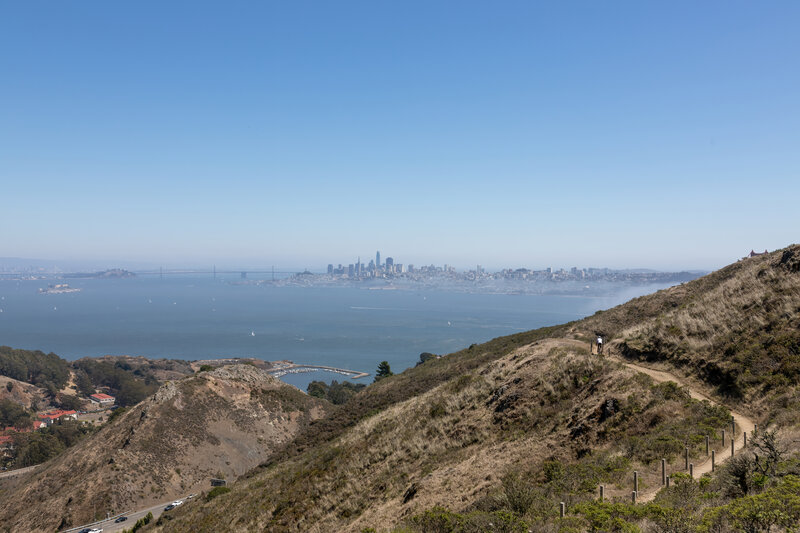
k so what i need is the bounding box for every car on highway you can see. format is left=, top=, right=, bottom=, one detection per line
left=164, top=504, right=176, bottom=511
left=172, top=499, right=184, bottom=506
left=88, top=529, right=103, bottom=533
left=114, top=516, right=128, bottom=523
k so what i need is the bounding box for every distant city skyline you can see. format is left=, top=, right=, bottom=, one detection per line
left=0, top=245, right=750, bottom=275
left=2, top=2, right=799, bottom=271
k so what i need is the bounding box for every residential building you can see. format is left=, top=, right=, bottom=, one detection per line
left=38, top=410, right=78, bottom=426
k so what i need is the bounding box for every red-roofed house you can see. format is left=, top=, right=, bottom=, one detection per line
left=89, top=393, right=115, bottom=406
left=32, top=421, right=47, bottom=431
left=38, top=410, right=78, bottom=426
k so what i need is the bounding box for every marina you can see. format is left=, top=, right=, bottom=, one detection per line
left=267, top=363, right=369, bottom=380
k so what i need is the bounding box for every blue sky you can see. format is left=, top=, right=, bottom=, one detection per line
left=1, top=1, right=798, bottom=271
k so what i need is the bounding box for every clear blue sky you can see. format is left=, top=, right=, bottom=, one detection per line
left=2, top=1, right=798, bottom=271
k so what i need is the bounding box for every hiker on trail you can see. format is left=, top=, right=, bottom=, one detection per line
left=597, top=335, right=603, bottom=355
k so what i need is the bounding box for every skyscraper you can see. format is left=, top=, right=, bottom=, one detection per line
left=376, top=251, right=381, bottom=269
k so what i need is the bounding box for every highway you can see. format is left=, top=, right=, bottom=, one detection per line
left=60, top=495, right=195, bottom=533
left=0, top=464, right=40, bottom=479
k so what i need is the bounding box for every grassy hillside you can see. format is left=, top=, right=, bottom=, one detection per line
left=0, top=365, right=326, bottom=533
left=576, top=246, right=800, bottom=413
left=143, top=245, right=800, bottom=533
left=146, top=341, right=735, bottom=532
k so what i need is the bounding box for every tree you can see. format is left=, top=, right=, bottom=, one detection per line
left=74, top=369, right=94, bottom=396
left=56, top=393, right=84, bottom=411
left=0, top=399, right=31, bottom=428
left=116, top=379, right=157, bottom=407
left=307, top=381, right=329, bottom=399
left=416, top=352, right=437, bottom=366
left=6, top=381, right=13, bottom=392
left=374, top=361, right=393, bottom=382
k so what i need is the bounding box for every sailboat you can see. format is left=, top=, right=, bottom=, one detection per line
left=250, top=331, right=255, bottom=337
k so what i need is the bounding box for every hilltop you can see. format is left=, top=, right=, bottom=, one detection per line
left=141, top=245, right=800, bottom=532
left=0, top=365, right=326, bottom=533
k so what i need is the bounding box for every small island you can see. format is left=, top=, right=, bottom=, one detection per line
left=38, top=283, right=81, bottom=294
left=63, top=268, right=136, bottom=279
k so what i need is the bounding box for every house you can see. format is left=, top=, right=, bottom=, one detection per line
left=89, top=393, right=115, bottom=406
left=32, top=421, right=47, bottom=431
left=38, top=410, right=78, bottom=426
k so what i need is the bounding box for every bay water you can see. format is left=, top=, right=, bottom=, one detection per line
left=0, top=276, right=673, bottom=390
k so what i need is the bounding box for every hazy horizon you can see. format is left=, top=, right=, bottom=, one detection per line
left=2, top=2, right=798, bottom=271
left=0, top=252, right=726, bottom=274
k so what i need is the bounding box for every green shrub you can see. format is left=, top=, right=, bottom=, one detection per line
left=122, top=510, right=153, bottom=533
left=206, top=486, right=231, bottom=501
left=107, top=407, right=128, bottom=423
left=700, top=475, right=800, bottom=532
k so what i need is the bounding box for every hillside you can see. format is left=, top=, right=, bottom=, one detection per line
left=0, top=375, right=48, bottom=411
left=0, top=365, right=326, bottom=533
left=575, top=245, right=800, bottom=413
left=142, top=245, right=800, bottom=532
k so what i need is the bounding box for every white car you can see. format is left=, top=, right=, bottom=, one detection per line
left=171, top=499, right=184, bottom=506
left=88, top=529, right=103, bottom=533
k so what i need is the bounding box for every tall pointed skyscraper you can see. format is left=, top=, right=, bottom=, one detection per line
left=376, top=250, right=381, bottom=270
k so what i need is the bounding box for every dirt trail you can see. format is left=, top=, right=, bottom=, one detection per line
left=609, top=355, right=756, bottom=503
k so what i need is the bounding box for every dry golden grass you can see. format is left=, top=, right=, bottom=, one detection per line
left=148, top=339, right=735, bottom=533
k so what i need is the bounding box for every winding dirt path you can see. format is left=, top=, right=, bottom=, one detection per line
left=609, top=355, right=756, bottom=503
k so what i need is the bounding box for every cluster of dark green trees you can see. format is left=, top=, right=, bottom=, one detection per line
left=73, top=359, right=159, bottom=407
left=0, top=398, right=31, bottom=428
left=0, top=346, right=165, bottom=409
left=2, top=420, right=96, bottom=468
left=307, top=358, right=407, bottom=403
left=0, top=346, right=70, bottom=396
left=307, top=380, right=366, bottom=404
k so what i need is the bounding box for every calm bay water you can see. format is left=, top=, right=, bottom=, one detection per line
left=0, top=276, right=673, bottom=389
